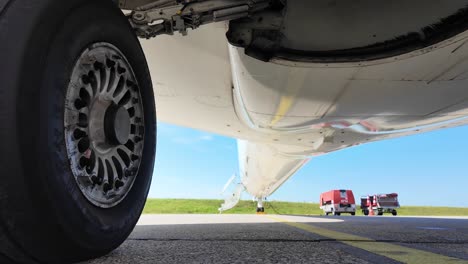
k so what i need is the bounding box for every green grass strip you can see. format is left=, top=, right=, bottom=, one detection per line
left=143, top=199, right=468, bottom=216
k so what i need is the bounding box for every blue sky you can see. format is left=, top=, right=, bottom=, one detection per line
left=149, top=122, right=468, bottom=207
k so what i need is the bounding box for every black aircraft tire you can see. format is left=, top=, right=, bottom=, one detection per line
left=0, top=0, right=156, bottom=263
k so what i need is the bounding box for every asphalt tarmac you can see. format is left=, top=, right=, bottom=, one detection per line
left=82, top=214, right=468, bottom=264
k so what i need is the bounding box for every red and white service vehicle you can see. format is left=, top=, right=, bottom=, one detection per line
left=320, top=190, right=356, bottom=216
left=361, top=193, right=400, bottom=216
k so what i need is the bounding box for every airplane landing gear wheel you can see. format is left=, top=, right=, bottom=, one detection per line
left=64, top=42, right=146, bottom=208
left=0, top=0, right=156, bottom=263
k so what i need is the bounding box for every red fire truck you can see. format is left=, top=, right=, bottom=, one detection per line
left=360, top=193, right=400, bottom=216
left=320, top=190, right=356, bottom=216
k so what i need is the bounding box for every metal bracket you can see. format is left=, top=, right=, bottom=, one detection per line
left=127, top=0, right=271, bottom=39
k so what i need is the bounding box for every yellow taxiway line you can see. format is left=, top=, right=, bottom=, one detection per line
left=266, top=215, right=468, bottom=264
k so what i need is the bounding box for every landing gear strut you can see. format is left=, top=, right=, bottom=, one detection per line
left=256, top=198, right=265, bottom=213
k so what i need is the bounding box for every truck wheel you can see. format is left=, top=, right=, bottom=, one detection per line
left=378, top=212, right=383, bottom=216
left=351, top=212, right=356, bottom=216
left=363, top=210, right=369, bottom=216
left=0, top=0, right=156, bottom=263
left=392, top=210, right=397, bottom=216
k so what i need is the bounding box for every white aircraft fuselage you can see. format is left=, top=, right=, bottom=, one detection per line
left=140, top=1, right=468, bottom=201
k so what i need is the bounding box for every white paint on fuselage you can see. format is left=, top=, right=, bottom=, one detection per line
left=141, top=23, right=468, bottom=198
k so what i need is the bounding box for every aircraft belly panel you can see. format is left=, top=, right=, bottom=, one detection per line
left=230, top=30, right=468, bottom=146
left=141, top=23, right=246, bottom=138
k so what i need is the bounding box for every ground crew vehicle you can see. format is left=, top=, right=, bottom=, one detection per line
left=320, top=190, right=356, bottom=216
left=361, top=193, right=400, bottom=216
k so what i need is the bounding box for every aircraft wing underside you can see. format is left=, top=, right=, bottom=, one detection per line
left=142, top=18, right=468, bottom=199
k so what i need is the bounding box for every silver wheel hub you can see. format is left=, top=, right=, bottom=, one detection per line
left=64, top=43, right=145, bottom=208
